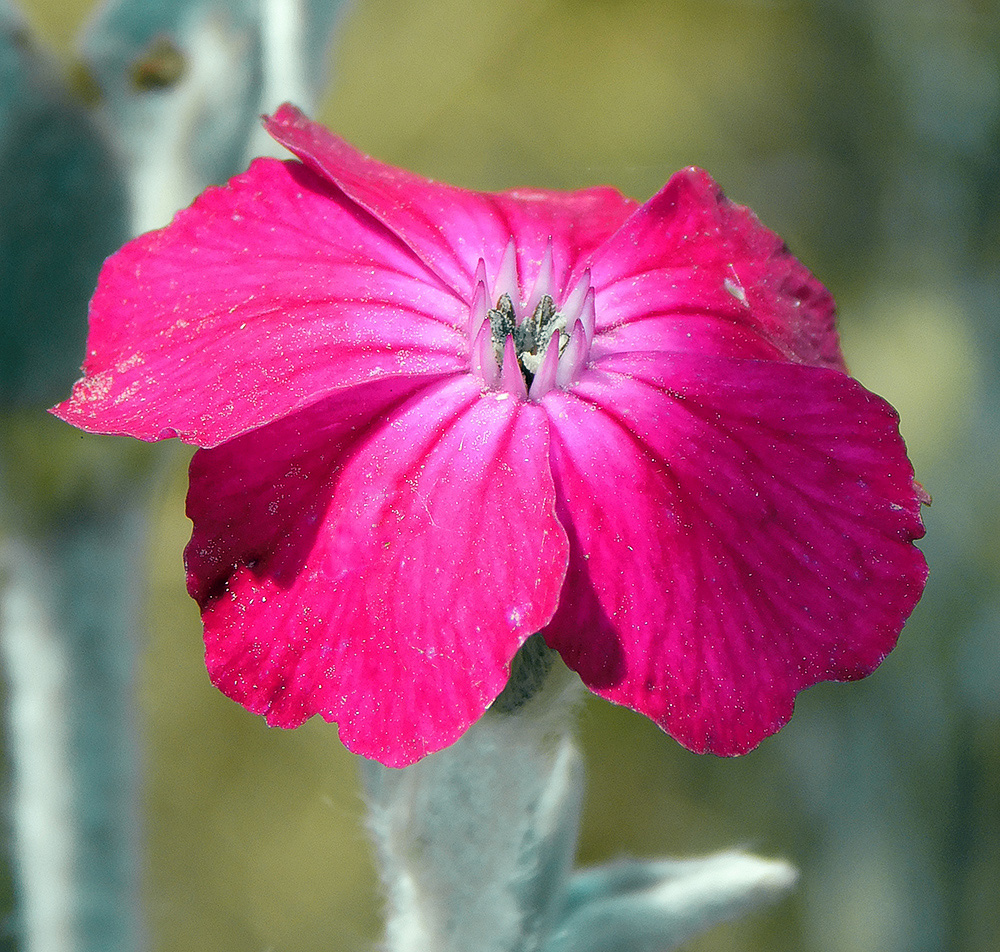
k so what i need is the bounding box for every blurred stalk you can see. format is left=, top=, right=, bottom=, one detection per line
left=361, top=638, right=798, bottom=952
left=1, top=545, right=76, bottom=952
left=1, top=508, right=145, bottom=952
left=2, top=4, right=140, bottom=949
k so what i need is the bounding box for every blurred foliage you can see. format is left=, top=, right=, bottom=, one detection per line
left=0, top=69, right=126, bottom=407
left=5, top=0, right=1000, bottom=951
left=0, top=414, right=157, bottom=536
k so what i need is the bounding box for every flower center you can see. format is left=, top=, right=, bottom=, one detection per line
left=468, top=238, right=595, bottom=400
left=487, top=293, right=567, bottom=390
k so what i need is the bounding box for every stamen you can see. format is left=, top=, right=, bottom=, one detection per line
left=500, top=334, right=528, bottom=400
left=472, top=319, right=500, bottom=388
left=528, top=330, right=561, bottom=400
left=488, top=294, right=517, bottom=367
left=524, top=239, right=554, bottom=319
left=493, top=238, right=519, bottom=311
left=515, top=294, right=556, bottom=374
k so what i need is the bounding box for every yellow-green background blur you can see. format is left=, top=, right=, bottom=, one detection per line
left=8, top=1, right=1000, bottom=950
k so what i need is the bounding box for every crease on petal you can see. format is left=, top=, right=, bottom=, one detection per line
left=266, top=105, right=638, bottom=299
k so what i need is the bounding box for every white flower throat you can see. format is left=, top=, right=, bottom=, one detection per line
left=468, top=237, right=595, bottom=401
left=487, top=293, right=568, bottom=386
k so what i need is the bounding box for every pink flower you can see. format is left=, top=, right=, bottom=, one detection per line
left=54, top=106, right=928, bottom=767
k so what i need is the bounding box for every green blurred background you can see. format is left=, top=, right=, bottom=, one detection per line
left=5, top=0, right=1000, bottom=950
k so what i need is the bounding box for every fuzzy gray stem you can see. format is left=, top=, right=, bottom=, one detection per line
left=0, top=508, right=145, bottom=952
left=361, top=636, right=585, bottom=952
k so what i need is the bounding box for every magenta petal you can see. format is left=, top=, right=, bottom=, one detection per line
left=589, top=167, right=845, bottom=371
left=590, top=310, right=790, bottom=364
left=187, top=375, right=568, bottom=767
left=542, top=354, right=927, bottom=756
left=52, top=157, right=466, bottom=447
left=266, top=104, right=638, bottom=297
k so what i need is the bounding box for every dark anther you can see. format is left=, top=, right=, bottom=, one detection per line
left=487, top=293, right=562, bottom=389
left=488, top=294, right=517, bottom=349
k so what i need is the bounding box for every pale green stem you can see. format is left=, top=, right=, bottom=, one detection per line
left=360, top=636, right=585, bottom=952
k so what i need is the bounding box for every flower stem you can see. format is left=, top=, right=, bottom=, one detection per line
left=360, top=635, right=585, bottom=952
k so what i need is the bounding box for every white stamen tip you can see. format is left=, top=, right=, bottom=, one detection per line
left=560, top=269, right=591, bottom=325
left=500, top=334, right=528, bottom=400
left=473, top=319, right=500, bottom=388
left=468, top=280, right=488, bottom=341
left=525, top=239, right=555, bottom=317
left=493, top=239, right=519, bottom=313
left=474, top=258, right=488, bottom=290
left=529, top=330, right=561, bottom=400
left=579, top=287, right=596, bottom=344
left=557, top=328, right=588, bottom=389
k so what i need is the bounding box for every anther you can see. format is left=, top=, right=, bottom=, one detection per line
left=488, top=293, right=517, bottom=367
